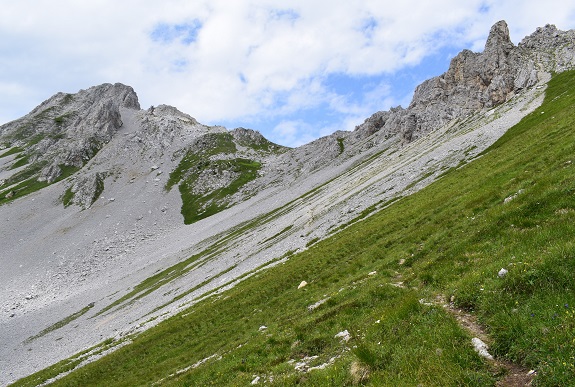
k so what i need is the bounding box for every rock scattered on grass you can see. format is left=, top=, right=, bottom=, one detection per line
left=307, top=297, right=329, bottom=311
left=335, top=329, right=351, bottom=343
left=471, top=337, right=493, bottom=360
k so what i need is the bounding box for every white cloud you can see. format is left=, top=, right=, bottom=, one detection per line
left=271, top=119, right=318, bottom=147
left=1, top=1, right=575, bottom=146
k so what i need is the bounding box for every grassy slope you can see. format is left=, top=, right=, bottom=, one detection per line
left=13, top=70, right=575, bottom=386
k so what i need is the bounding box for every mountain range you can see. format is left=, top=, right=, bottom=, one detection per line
left=1, top=20, right=575, bottom=385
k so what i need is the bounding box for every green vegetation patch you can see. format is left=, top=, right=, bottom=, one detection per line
left=61, top=186, right=75, bottom=207
left=25, top=303, right=95, bottom=343
left=10, top=155, right=29, bottom=169
left=261, top=225, right=294, bottom=245
left=0, top=146, right=23, bottom=158
left=0, top=163, right=78, bottom=206
left=337, top=137, right=345, bottom=154
left=178, top=158, right=261, bottom=224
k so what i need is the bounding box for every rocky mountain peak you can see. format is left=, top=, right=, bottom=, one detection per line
left=0, top=83, right=143, bottom=186
left=77, top=82, right=140, bottom=110
left=353, top=20, right=575, bottom=147
left=484, top=20, right=514, bottom=53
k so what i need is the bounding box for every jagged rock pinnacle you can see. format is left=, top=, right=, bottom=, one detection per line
left=485, top=20, right=514, bottom=53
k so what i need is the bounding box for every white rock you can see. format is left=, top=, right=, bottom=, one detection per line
left=307, top=297, right=329, bottom=311
left=251, top=376, right=260, bottom=385
left=471, top=337, right=493, bottom=360
left=334, top=330, right=351, bottom=342
left=498, top=268, right=508, bottom=278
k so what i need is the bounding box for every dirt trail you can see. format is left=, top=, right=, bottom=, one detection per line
left=438, top=296, right=536, bottom=386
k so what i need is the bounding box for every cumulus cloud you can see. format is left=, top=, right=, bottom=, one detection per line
left=1, top=1, right=574, bottom=146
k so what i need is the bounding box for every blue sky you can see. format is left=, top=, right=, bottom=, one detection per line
left=1, top=1, right=574, bottom=147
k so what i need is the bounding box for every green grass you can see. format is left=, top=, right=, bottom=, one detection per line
left=92, top=174, right=105, bottom=206
left=261, top=225, right=294, bottom=244
left=10, top=155, right=29, bottom=169
left=13, top=70, right=575, bottom=386
left=25, top=303, right=95, bottom=343
left=61, top=186, right=75, bottom=207
left=0, top=164, right=79, bottom=206
left=178, top=158, right=261, bottom=224
left=0, top=146, right=23, bottom=158
left=53, top=116, right=66, bottom=124
left=337, top=137, right=345, bottom=154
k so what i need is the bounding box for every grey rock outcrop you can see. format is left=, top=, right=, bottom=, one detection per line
left=66, top=172, right=106, bottom=209
left=0, top=83, right=140, bottom=183
left=518, top=23, right=575, bottom=73
left=355, top=20, right=575, bottom=145
left=136, top=104, right=209, bottom=156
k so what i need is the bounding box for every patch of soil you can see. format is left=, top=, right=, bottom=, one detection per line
left=437, top=296, right=536, bottom=386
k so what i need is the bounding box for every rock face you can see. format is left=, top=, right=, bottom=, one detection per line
left=267, top=22, right=574, bottom=178
left=0, top=83, right=140, bottom=183
left=66, top=172, right=105, bottom=209
left=353, top=21, right=575, bottom=145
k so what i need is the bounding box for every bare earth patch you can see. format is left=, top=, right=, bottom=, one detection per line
left=438, top=296, right=536, bottom=386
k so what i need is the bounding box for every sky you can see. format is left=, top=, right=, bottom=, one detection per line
left=1, top=1, right=574, bottom=147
